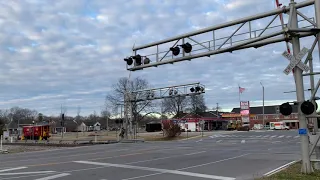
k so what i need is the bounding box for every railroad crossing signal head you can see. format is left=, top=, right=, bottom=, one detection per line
left=132, top=54, right=142, bottom=65
left=300, top=100, right=315, bottom=115
left=279, top=102, right=292, bottom=116
left=181, top=42, right=192, bottom=53
left=125, top=55, right=150, bottom=66
left=170, top=46, right=180, bottom=56
left=124, top=57, right=133, bottom=65
left=170, top=42, right=193, bottom=56
left=144, top=57, right=150, bottom=64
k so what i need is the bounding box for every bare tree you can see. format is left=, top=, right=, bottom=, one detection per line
left=0, top=109, right=9, bottom=123
left=105, top=77, right=152, bottom=123
left=161, top=96, right=189, bottom=117
left=6, top=107, right=38, bottom=124
left=189, top=95, right=207, bottom=113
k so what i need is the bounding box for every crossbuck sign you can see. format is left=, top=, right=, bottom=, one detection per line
left=283, top=47, right=310, bottom=75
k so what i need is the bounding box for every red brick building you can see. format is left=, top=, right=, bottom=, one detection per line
left=230, top=105, right=300, bottom=129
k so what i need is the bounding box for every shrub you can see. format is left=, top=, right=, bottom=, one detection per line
left=162, top=120, right=181, bottom=138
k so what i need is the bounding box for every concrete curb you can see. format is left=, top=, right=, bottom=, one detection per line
left=2, top=140, right=119, bottom=147
left=119, top=139, right=145, bottom=143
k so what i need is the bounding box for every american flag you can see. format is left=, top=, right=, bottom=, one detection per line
left=239, top=86, right=245, bottom=93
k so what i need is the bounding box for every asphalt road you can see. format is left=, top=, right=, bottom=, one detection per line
left=0, top=130, right=302, bottom=180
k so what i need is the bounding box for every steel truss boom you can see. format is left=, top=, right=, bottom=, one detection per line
left=126, top=0, right=316, bottom=71
left=133, top=0, right=314, bottom=50
left=129, top=82, right=205, bottom=102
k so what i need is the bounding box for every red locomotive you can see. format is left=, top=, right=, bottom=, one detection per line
left=22, top=125, right=51, bottom=140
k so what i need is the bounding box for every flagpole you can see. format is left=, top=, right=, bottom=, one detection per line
left=238, top=84, right=241, bottom=102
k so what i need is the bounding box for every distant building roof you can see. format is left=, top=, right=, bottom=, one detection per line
left=231, top=104, right=298, bottom=114
left=173, top=111, right=220, bottom=119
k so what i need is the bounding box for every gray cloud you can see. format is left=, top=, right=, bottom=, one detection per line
left=0, top=0, right=318, bottom=116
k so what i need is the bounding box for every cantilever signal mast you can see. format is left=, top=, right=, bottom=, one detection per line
left=122, top=82, right=205, bottom=139
left=123, top=0, right=320, bottom=174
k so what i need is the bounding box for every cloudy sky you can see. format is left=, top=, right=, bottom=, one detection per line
left=0, top=0, right=319, bottom=116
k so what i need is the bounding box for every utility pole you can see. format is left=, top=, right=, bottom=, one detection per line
left=260, top=82, right=265, bottom=129
left=290, top=0, right=312, bottom=173
left=216, top=103, right=219, bottom=115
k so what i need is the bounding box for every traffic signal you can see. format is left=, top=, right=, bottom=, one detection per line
left=170, top=46, right=180, bottom=56
left=62, top=113, right=64, bottom=120
left=124, top=57, right=133, bottom=65
left=301, top=100, right=315, bottom=115
left=279, top=102, right=292, bottom=116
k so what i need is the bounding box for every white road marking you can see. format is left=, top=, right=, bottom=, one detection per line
left=0, top=171, right=55, bottom=176
left=0, top=167, right=27, bottom=173
left=121, top=154, right=249, bottom=180
left=294, top=136, right=300, bottom=138
left=263, top=161, right=296, bottom=176
left=270, top=135, right=277, bottom=138
left=34, top=173, right=70, bottom=180
left=216, top=140, right=222, bottom=143
left=126, top=151, right=206, bottom=165
left=74, top=161, right=236, bottom=180
left=184, top=151, right=206, bottom=156
left=278, top=135, right=284, bottom=138
left=241, top=140, right=245, bottom=143
left=286, top=136, right=292, bottom=138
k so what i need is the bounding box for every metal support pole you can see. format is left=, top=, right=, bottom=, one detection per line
left=290, top=0, right=313, bottom=173
left=260, top=82, right=265, bottom=128
left=0, top=135, right=2, bottom=151
left=313, top=0, right=320, bottom=132
left=313, top=0, right=320, bottom=169
left=124, top=93, right=129, bottom=140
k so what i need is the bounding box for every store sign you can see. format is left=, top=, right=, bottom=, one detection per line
left=240, top=101, right=250, bottom=110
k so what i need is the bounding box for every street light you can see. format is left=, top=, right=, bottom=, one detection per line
left=260, top=82, right=265, bottom=129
